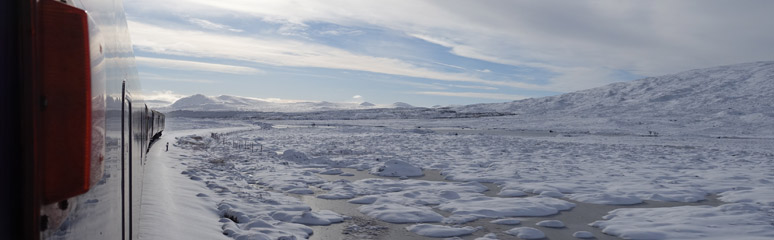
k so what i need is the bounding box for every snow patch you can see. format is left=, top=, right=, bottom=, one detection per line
left=504, top=227, right=546, bottom=239
left=358, top=203, right=443, bottom=223
left=405, top=224, right=478, bottom=237
left=591, top=203, right=774, bottom=240
left=438, top=196, right=575, bottom=218
left=573, top=231, right=595, bottom=239
left=535, top=220, right=565, bottom=228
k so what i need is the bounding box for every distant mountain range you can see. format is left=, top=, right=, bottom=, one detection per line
left=158, top=61, right=773, bottom=125
left=156, top=94, right=413, bottom=112
left=153, top=61, right=772, bottom=137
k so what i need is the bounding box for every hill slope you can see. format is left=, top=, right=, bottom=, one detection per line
left=460, top=61, right=773, bottom=116
left=457, top=61, right=774, bottom=136
left=459, top=62, right=774, bottom=115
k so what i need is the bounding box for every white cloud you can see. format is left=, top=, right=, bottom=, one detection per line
left=127, top=0, right=774, bottom=93
left=138, top=71, right=217, bottom=83
left=371, top=79, right=448, bottom=90
left=352, top=95, right=362, bottom=99
left=188, top=18, right=243, bottom=32
left=318, top=28, right=363, bottom=36
left=134, top=90, right=186, bottom=103
left=413, top=91, right=528, bottom=101
left=448, top=84, right=498, bottom=90
left=431, top=61, right=466, bottom=70
left=135, top=56, right=263, bottom=74
left=128, top=21, right=545, bottom=89
left=410, top=33, right=456, bottom=48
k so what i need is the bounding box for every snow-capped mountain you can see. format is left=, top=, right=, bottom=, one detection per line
left=391, top=102, right=414, bottom=108
left=459, top=61, right=774, bottom=116
left=160, top=94, right=398, bottom=112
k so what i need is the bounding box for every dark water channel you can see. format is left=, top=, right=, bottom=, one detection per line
left=295, top=168, right=722, bottom=240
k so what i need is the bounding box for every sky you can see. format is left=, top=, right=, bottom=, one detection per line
left=124, top=0, right=774, bottom=107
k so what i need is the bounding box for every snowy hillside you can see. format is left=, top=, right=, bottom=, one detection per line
left=456, top=61, right=774, bottom=137
left=459, top=61, right=773, bottom=116
left=159, top=94, right=394, bottom=112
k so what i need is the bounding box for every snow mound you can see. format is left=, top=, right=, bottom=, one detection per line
left=318, top=168, right=343, bottom=175
left=405, top=224, right=477, bottom=237
left=475, top=233, right=499, bottom=239
left=490, top=218, right=521, bottom=225
left=438, top=196, right=575, bottom=218
left=497, top=189, right=527, bottom=197
left=217, top=202, right=314, bottom=240
left=270, top=210, right=345, bottom=226
left=590, top=203, right=774, bottom=240
left=573, top=231, right=595, bottom=239
left=358, top=203, right=443, bottom=223
left=370, top=159, right=423, bottom=177
left=569, top=192, right=642, bottom=205
left=348, top=196, right=378, bottom=204
left=280, top=149, right=333, bottom=166
left=536, top=220, right=565, bottom=228
left=504, top=227, right=545, bottom=239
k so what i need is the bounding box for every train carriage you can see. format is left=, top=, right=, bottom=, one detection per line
left=2, top=0, right=165, bottom=239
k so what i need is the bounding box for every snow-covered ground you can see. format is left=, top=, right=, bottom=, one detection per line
left=140, top=115, right=773, bottom=240
left=140, top=62, right=774, bottom=239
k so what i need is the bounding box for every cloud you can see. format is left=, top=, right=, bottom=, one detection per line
left=431, top=61, right=466, bottom=70
left=128, top=20, right=542, bottom=89
left=188, top=18, right=243, bottom=32
left=448, top=84, right=498, bottom=90
left=135, top=56, right=264, bottom=74
left=318, top=28, right=363, bottom=36
left=352, top=95, right=362, bottom=99
left=138, top=71, right=218, bottom=83
left=371, top=79, right=448, bottom=90
left=191, top=0, right=772, bottom=85
left=413, top=91, right=528, bottom=101
left=134, top=90, right=186, bottom=103
left=126, top=0, right=774, bottom=95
